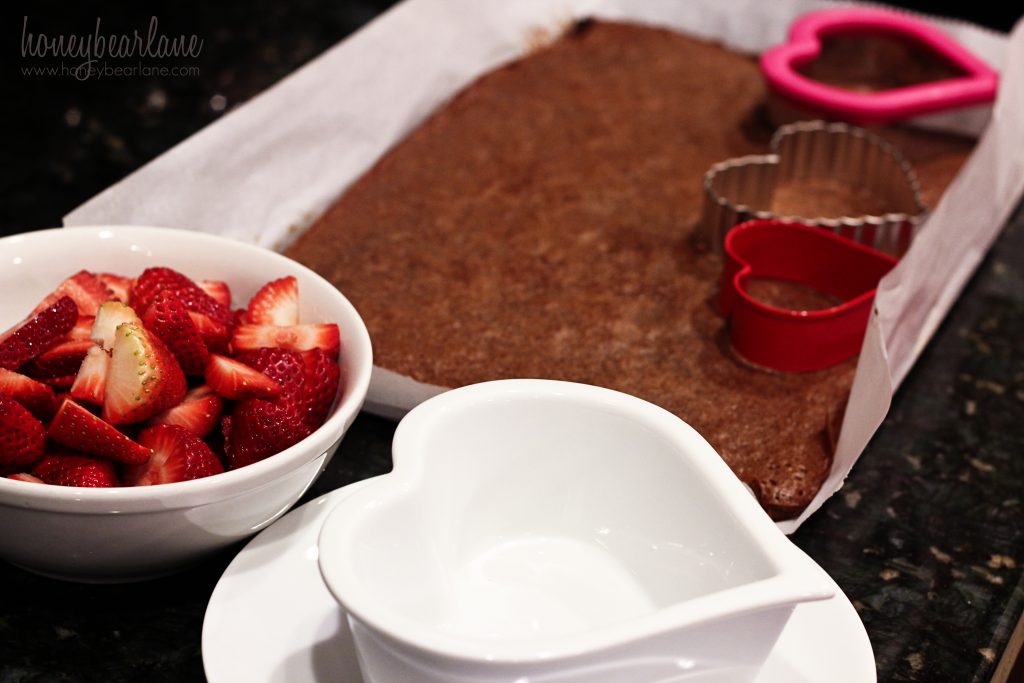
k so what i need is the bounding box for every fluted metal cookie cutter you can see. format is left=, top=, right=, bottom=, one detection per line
left=701, top=120, right=926, bottom=256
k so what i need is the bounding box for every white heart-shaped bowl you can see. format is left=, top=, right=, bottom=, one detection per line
left=0, top=226, right=372, bottom=582
left=318, top=379, right=832, bottom=683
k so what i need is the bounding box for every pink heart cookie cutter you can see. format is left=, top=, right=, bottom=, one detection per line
left=761, top=8, right=998, bottom=126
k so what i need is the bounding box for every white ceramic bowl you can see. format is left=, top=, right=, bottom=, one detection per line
left=0, top=226, right=372, bottom=582
left=319, top=379, right=833, bottom=683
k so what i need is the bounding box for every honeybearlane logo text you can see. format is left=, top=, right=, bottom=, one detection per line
left=19, top=16, right=203, bottom=80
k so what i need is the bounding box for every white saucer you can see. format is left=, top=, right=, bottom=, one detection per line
left=202, top=481, right=876, bottom=683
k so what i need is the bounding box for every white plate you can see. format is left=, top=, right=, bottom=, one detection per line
left=202, top=482, right=876, bottom=683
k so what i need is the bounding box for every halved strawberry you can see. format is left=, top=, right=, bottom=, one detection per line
left=38, top=375, right=77, bottom=390
left=143, top=289, right=209, bottom=375
left=103, top=323, right=186, bottom=425
left=0, top=368, right=58, bottom=421
left=199, top=280, right=232, bottom=307
left=188, top=311, right=230, bottom=354
left=32, top=451, right=119, bottom=488
left=205, top=354, right=281, bottom=400
left=98, top=273, right=134, bottom=303
left=70, top=345, right=109, bottom=405
left=7, top=472, right=44, bottom=483
left=30, top=271, right=116, bottom=318
left=131, top=267, right=233, bottom=326
left=67, top=316, right=96, bottom=341
left=245, top=276, right=299, bottom=326
left=22, top=339, right=94, bottom=379
left=122, top=424, right=224, bottom=485
left=224, top=398, right=311, bottom=469
left=235, top=347, right=305, bottom=408
left=147, top=385, right=223, bottom=437
left=0, top=295, right=77, bottom=370
left=231, top=324, right=340, bottom=356
left=300, top=349, right=341, bottom=429
left=48, top=397, right=152, bottom=464
left=90, top=301, right=142, bottom=351
left=0, top=394, right=46, bottom=472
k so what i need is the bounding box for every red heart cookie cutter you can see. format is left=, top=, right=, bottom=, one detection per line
left=719, top=220, right=898, bottom=372
left=760, top=8, right=998, bottom=126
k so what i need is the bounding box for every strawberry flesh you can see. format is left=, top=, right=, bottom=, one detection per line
left=70, top=345, right=110, bottom=405
left=131, top=267, right=233, bottom=326
left=102, top=323, right=186, bottom=425
left=31, top=271, right=116, bottom=318
left=147, top=385, right=223, bottom=438
left=0, top=368, right=58, bottom=421
left=245, top=276, right=299, bottom=326
left=0, top=394, right=46, bottom=473
left=123, top=424, right=224, bottom=485
left=48, top=398, right=152, bottom=464
left=198, top=280, right=232, bottom=307
left=0, top=295, right=77, bottom=370
left=231, top=323, right=340, bottom=356
left=21, top=339, right=94, bottom=379
left=205, top=353, right=281, bottom=400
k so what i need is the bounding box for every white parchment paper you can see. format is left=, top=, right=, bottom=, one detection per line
left=64, top=0, right=1024, bottom=530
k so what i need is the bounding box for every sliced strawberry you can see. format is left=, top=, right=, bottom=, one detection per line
left=0, top=368, right=58, bottom=421
left=38, top=374, right=77, bottom=390
left=205, top=354, right=281, bottom=400
left=224, top=398, right=311, bottom=469
left=131, top=267, right=233, bottom=326
left=22, top=339, right=94, bottom=379
left=48, top=398, right=152, bottom=464
left=90, top=301, right=143, bottom=351
left=188, top=311, right=230, bottom=354
left=70, top=345, right=109, bottom=405
left=231, top=324, right=340, bottom=356
left=147, top=385, right=224, bottom=437
left=0, top=395, right=46, bottom=472
left=103, top=323, right=186, bottom=425
left=235, top=347, right=305, bottom=408
left=245, top=276, right=299, bottom=326
left=300, top=349, right=341, bottom=429
left=0, top=296, right=77, bottom=370
left=123, top=424, right=224, bottom=485
left=31, top=271, right=116, bottom=318
left=32, top=451, right=119, bottom=488
left=98, top=273, right=134, bottom=303
left=7, top=472, right=44, bottom=483
left=199, top=280, right=232, bottom=308
left=67, top=316, right=96, bottom=341
left=142, top=290, right=209, bottom=375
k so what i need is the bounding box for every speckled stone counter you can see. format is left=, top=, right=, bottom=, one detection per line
left=1, top=2, right=1022, bottom=682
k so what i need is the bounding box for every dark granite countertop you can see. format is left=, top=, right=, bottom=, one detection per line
left=1, top=2, right=1022, bottom=682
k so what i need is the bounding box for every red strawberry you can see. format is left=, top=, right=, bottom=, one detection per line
left=246, top=276, right=299, bottom=326
left=148, top=385, right=223, bottom=437
left=231, top=324, right=340, bottom=356
left=70, top=345, right=109, bottom=405
left=131, top=267, right=233, bottom=326
left=0, top=368, right=58, bottom=421
left=39, top=374, right=77, bottom=390
left=48, top=398, right=152, bottom=464
left=142, top=289, right=209, bottom=375
left=98, top=273, right=134, bottom=303
left=0, top=295, right=77, bottom=370
left=235, top=348, right=305, bottom=409
left=32, top=451, right=118, bottom=488
left=224, top=398, right=311, bottom=469
left=122, top=424, right=224, bottom=485
left=22, top=339, right=94, bottom=379
left=67, top=316, right=96, bottom=341
left=300, top=349, right=341, bottom=429
left=90, top=301, right=142, bottom=351
left=199, top=280, right=232, bottom=307
left=205, top=354, right=281, bottom=400
left=0, top=395, right=46, bottom=472
left=30, top=271, right=115, bottom=318
left=188, top=311, right=230, bottom=354
left=103, top=323, right=186, bottom=425
left=7, top=472, right=43, bottom=483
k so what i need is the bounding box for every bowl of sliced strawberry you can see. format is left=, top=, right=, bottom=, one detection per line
left=0, top=226, right=372, bottom=582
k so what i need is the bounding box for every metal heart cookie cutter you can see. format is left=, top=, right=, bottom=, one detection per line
left=719, top=219, right=898, bottom=372
left=701, top=120, right=926, bottom=256
left=760, top=7, right=999, bottom=127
